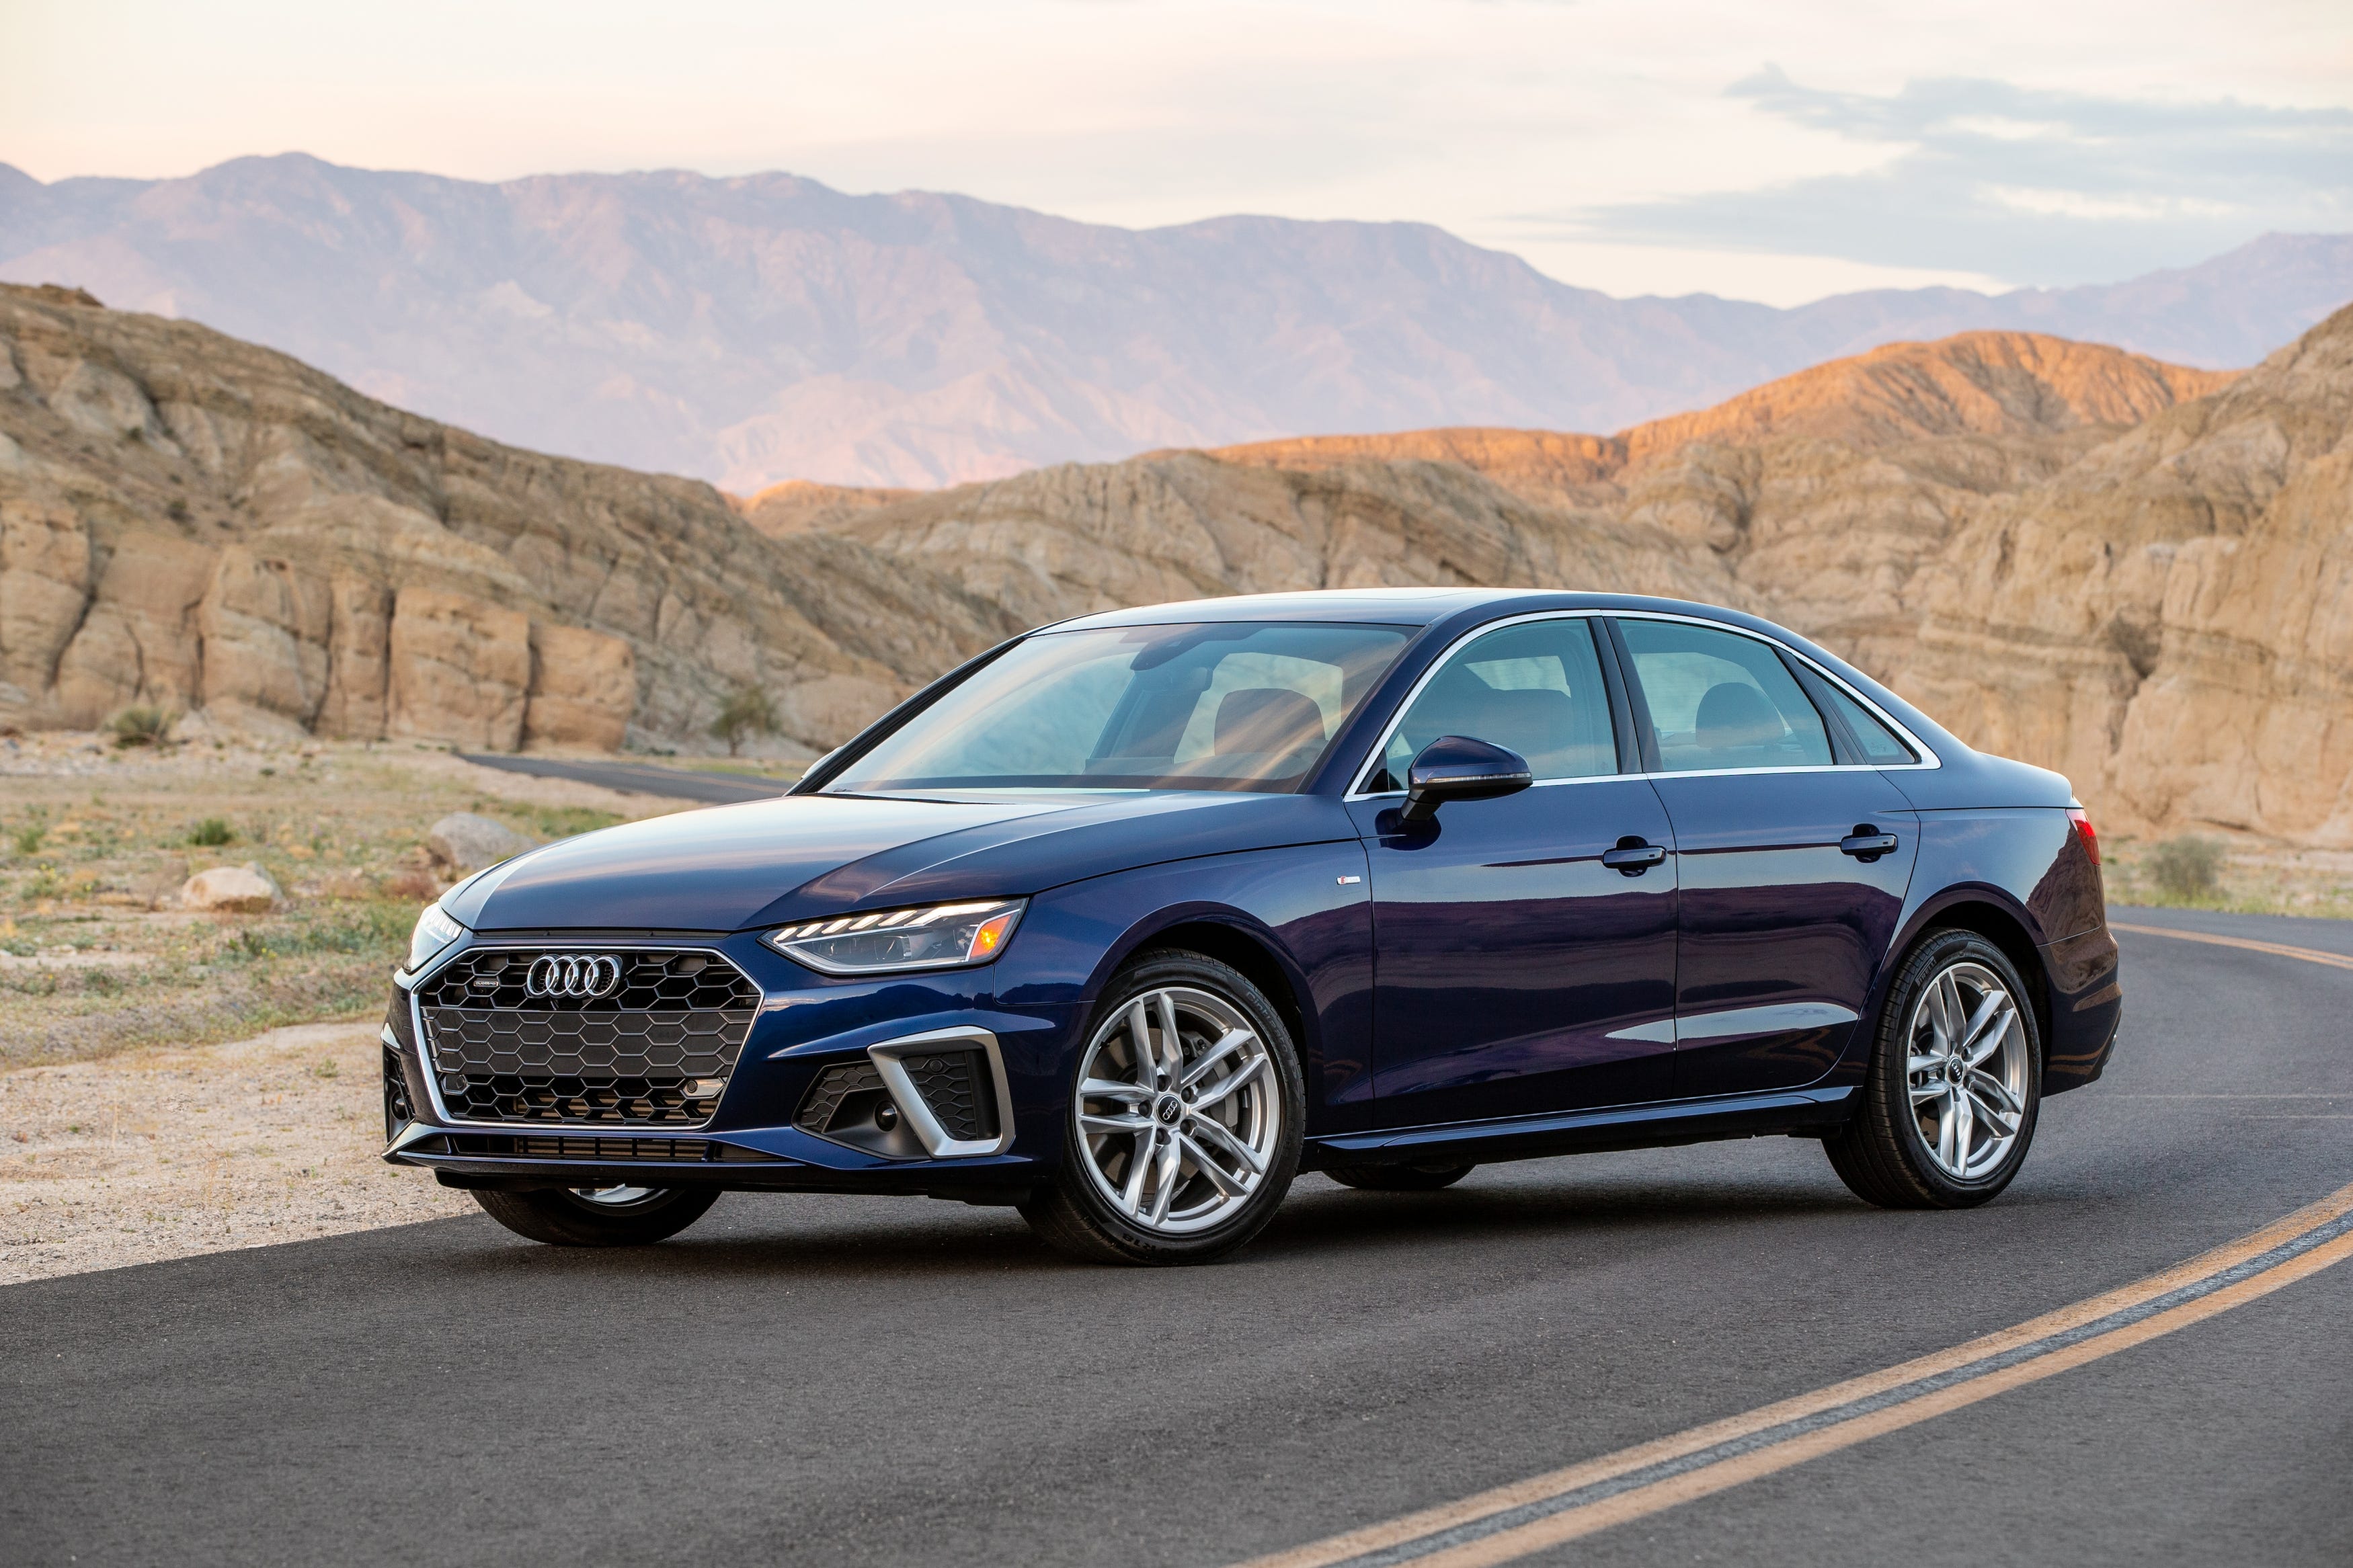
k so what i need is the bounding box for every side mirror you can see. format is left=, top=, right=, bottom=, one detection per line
left=1400, top=735, right=1533, bottom=823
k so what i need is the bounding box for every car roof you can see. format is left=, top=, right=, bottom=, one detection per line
left=1047, top=587, right=1741, bottom=632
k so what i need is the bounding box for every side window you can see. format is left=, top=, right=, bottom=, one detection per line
left=1812, top=677, right=1919, bottom=765
left=1371, top=618, right=1618, bottom=788
left=1616, top=620, right=1833, bottom=772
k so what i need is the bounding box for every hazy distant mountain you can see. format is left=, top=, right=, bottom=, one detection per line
left=1, top=154, right=2346, bottom=489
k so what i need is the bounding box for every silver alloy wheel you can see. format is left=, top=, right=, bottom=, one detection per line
left=1074, top=985, right=1280, bottom=1235
left=1906, top=960, right=2030, bottom=1180
left=570, top=1185, right=658, bottom=1207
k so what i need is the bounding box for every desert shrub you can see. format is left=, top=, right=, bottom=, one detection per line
left=11, top=824, right=44, bottom=855
left=709, top=686, right=781, bottom=757
left=106, top=706, right=174, bottom=747
left=2147, top=835, right=2226, bottom=900
left=187, top=817, right=235, bottom=847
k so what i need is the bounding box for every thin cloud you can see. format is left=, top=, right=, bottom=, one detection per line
left=1549, top=69, right=2353, bottom=286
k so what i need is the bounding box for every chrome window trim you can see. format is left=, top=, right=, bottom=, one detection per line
left=865, top=1026, right=1019, bottom=1159
left=402, top=940, right=758, bottom=1134
left=1348, top=608, right=1940, bottom=799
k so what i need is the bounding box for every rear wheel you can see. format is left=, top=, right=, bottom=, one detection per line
left=1826, top=930, right=2041, bottom=1208
left=472, top=1184, right=720, bottom=1246
left=1325, top=1162, right=1475, bottom=1192
left=1021, top=951, right=1304, bottom=1265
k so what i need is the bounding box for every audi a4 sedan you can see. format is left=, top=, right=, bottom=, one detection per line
left=383, top=589, right=2120, bottom=1264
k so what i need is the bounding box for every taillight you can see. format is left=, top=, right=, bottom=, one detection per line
left=2067, top=807, right=2100, bottom=866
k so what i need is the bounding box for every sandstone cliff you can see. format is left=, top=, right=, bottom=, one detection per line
left=787, top=327, right=2353, bottom=845
left=0, top=284, right=1016, bottom=755
left=9, top=284, right=2348, bottom=850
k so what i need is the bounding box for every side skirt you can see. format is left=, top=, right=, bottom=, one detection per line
left=1305, top=1086, right=1856, bottom=1171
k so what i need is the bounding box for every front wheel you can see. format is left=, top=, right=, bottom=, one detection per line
left=1021, top=951, right=1304, bottom=1265
left=473, top=1184, right=720, bottom=1246
left=1825, top=930, right=2042, bottom=1208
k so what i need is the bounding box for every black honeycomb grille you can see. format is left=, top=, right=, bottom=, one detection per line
left=795, top=1061, right=886, bottom=1135
left=415, top=948, right=758, bottom=1128
left=902, top=1050, right=996, bottom=1143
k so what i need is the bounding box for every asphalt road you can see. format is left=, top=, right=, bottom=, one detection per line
left=458, top=751, right=787, bottom=804
left=4, top=907, right=2348, bottom=1567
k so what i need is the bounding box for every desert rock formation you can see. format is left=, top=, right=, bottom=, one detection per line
left=0, top=284, right=1016, bottom=755
left=787, top=326, right=2353, bottom=843
left=9, top=282, right=2351, bottom=847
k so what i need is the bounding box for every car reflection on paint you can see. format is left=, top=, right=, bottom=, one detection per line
left=383, top=589, right=2120, bottom=1264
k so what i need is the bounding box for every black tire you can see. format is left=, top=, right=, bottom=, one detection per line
left=1826, top=929, right=2042, bottom=1208
left=1325, top=1161, right=1476, bottom=1192
left=1021, top=950, right=1305, bottom=1266
left=472, top=1185, right=720, bottom=1246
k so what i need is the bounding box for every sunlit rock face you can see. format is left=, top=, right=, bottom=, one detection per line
left=9, top=274, right=2352, bottom=847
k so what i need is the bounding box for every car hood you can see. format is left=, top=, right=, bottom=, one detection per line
left=446, top=790, right=1355, bottom=934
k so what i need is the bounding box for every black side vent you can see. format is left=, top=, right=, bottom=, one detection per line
left=900, top=1050, right=997, bottom=1143
left=792, top=1048, right=1000, bottom=1157
left=383, top=1044, right=414, bottom=1141
left=796, top=1061, right=888, bottom=1138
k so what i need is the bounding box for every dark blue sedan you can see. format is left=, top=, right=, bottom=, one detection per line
left=383, top=589, right=2120, bottom=1263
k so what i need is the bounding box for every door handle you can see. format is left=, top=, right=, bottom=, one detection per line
left=1841, top=826, right=1899, bottom=862
left=1601, top=839, right=1667, bottom=876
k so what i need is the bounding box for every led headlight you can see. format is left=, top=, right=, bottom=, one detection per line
left=405, top=901, right=467, bottom=974
left=766, top=899, right=1025, bottom=976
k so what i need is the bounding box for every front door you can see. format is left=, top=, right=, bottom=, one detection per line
left=1609, top=616, right=1919, bottom=1098
left=1351, top=616, right=1680, bottom=1128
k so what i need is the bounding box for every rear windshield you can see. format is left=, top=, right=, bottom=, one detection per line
left=826, top=622, right=1414, bottom=794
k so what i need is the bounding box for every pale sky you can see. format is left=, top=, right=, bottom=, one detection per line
left=3, top=0, right=2348, bottom=304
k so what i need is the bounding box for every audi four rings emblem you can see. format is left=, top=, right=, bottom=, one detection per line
left=526, top=954, right=622, bottom=998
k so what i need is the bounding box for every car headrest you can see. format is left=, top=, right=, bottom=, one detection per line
left=1214, top=688, right=1326, bottom=757
left=1696, top=682, right=1783, bottom=749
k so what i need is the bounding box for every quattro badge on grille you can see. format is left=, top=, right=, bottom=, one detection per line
left=525, top=954, right=623, bottom=999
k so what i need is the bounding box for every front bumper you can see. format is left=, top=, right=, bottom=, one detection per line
left=381, top=927, right=1070, bottom=1199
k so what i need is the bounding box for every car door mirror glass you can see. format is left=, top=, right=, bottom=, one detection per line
left=1401, top=736, right=1534, bottom=821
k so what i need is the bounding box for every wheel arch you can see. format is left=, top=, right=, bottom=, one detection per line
left=1890, top=893, right=2054, bottom=1071
left=1120, top=917, right=1312, bottom=1064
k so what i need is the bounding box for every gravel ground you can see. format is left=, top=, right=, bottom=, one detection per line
left=0, top=1019, right=470, bottom=1284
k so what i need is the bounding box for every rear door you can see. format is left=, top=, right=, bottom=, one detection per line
left=1349, top=614, right=1681, bottom=1127
left=1606, top=616, right=1919, bottom=1099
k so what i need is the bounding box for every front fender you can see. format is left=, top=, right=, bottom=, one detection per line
left=1018, top=841, right=1375, bottom=1136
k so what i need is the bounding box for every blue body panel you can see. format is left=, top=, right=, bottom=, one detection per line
left=389, top=589, right=2121, bottom=1196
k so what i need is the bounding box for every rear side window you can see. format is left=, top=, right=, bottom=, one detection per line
left=1814, top=679, right=1918, bottom=764
left=1616, top=619, right=1833, bottom=772
left=1371, top=617, right=1618, bottom=788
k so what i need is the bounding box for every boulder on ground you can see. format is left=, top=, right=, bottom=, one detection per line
left=425, top=812, right=534, bottom=873
left=180, top=863, right=280, bottom=913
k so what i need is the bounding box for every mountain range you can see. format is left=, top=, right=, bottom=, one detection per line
left=3, top=154, right=2348, bottom=491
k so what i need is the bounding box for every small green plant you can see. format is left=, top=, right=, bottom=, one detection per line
left=312, top=1057, right=340, bottom=1079
left=2146, top=835, right=2226, bottom=901
left=188, top=817, right=235, bottom=847
left=11, top=824, right=44, bottom=855
left=709, top=686, right=782, bottom=757
left=106, top=706, right=174, bottom=747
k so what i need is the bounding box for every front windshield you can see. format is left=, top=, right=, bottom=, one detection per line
left=828, top=622, right=1414, bottom=793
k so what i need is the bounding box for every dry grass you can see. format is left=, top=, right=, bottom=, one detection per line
left=2102, top=834, right=2353, bottom=920
left=0, top=1019, right=475, bottom=1284
left=0, top=731, right=680, bottom=1070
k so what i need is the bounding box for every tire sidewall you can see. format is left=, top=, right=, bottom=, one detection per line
left=1043, top=950, right=1306, bottom=1262
left=1877, top=930, right=2043, bottom=1200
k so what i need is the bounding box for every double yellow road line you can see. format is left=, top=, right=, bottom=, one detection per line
left=1240, top=921, right=2353, bottom=1568
left=1240, top=1182, right=2353, bottom=1568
